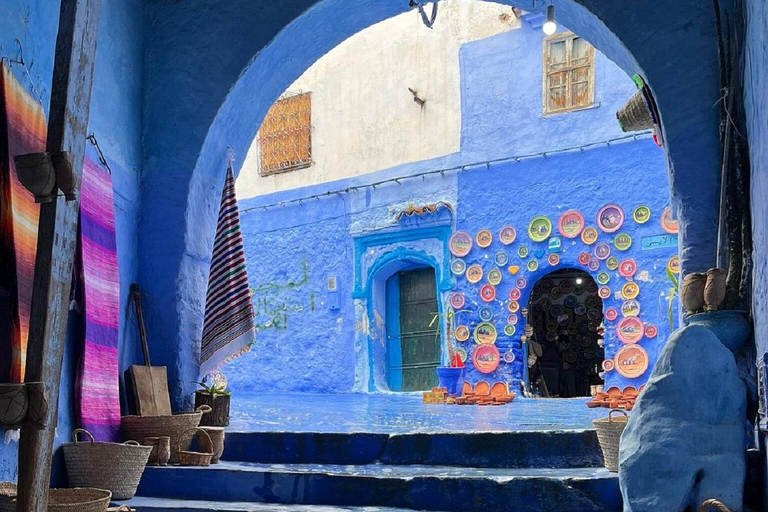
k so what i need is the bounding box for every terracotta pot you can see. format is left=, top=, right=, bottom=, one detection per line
left=24, top=381, right=48, bottom=427
left=0, top=383, right=28, bottom=426
left=199, top=427, right=225, bottom=464
left=14, top=152, right=57, bottom=203
left=704, top=268, right=727, bottom=311
left=51, top=151, right=77, bottom=201
left=681, top=273, right=707, bottom=313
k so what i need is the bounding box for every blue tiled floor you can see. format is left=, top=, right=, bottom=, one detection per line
left=229, top=393, right=609, bottom=433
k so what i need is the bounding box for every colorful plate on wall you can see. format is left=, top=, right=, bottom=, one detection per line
left=508, top=288, right=521, bottom=301
left=645, top=324, right=658, bottom=339
left=455, top=347, right=468, bottom=363
left=558, top=210, right=585, bottom=238
left=479, top=306, right=494, bottom=322
left=614, top=345, right=649, bottom=378
left=668, top=254, right=680, bottom=274
left=449, top=292, right=465, bottom=309
left=540, top=298, right=552, bottom=311
left=602, top=359, right=615, bottom=372
left=450, top=259, right=466, bottom=276
left=587, top=308, right=601, bottom=321
left=449, top=231, right=473, bottom=257
left=494, top=251, right=509, bottom=267
left=504, top=324, right=516, bottom=336
left=466, top=264, right=483, bottom=284
left=559, top=279, right=573, bottom=294
left=480, top=284, right=497, bottom=302
left=549, top=287, right=563, bottom=300
left=606, top=257, right=619, bottom=271
left=487, top=268, right=502, bottom=286
left=597, top=272, right=610, bottom=285
left=594, top=242, right=611, bottom=261
left=616, top=316, right=644, bottom=344
left=473, top=344, right=500, bottom=373
left=499, top=226, right=517, bottom=245
left=508, top=300, right=520, bottom=313
left=518, top=245, right=529, bottom=258
left=578, top=252, right=591, bottom=265
left=527, top=259, right=539, bottom=272
left=613, top=233, right=632, bottom=251
left=621, top=281, right=640, bottom=300
left=548, top=253, right=560, bottom=266
left=605, top=307, right=619, bottom=321
left=597, top=204, right=625, bottom=233
left=474, top=322, right=498, bottom=345
left=528, top=215, right=553, bottom=242
left=564, top=295, right=577, bottom=308
left=507, top=313, right=518, bottom=325
left=516, top=277, right=527, bottom=289
left=573, top=282, right=585, bottom=296
left=661, top=206, right=679, bottom=234
left=619, top=259, right=637, bottom=278
left=588, top=260, right=601, bottom=272
left=455, top=325, right=470, bottom=342
left=581, top=227, right=599, bottom=245
left=503, top=350, right=516, bottom=363
left=621, top=299, right=641, bottom=317
left=633, top=205, right=651, bottom=224
left=598, top=286, right=612, bottom=299
left=476, top=229, right=493, bottom=248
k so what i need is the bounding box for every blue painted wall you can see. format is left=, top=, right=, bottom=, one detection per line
left=224, top=22, right=674, bottom=395
left=0, top=0, right=143, bottom=484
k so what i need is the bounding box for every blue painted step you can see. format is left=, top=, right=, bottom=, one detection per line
left=118, top=497, right=446, bottom=512
left=223, top=430, right=604, bottom=468
left=133, top=462, right=621, bottom=512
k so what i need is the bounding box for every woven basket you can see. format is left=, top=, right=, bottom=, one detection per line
left=121, top=405, right=210, bottom=464
left=63, top=428, right=152, bottom=500
left=0, top=483, right=111, bottom=512
left=617, top=89, right=653, bottom=132
left=699, top=499, right=732, bottom=512
left=177, top=428, right=213, bottom=466
left=593, top=409, right=629, bottom=472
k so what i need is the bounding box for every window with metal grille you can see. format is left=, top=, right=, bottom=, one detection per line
left=258, top=92, right=312, bottom=176
left=543, top=34, right=595, bottom=115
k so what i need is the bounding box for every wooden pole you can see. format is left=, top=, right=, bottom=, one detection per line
left=15, top=0, right=102, bottom=510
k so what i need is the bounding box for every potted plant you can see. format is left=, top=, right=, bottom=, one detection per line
left=431, top=307, right=466, bottom=396
left=193, top=380, right=231, bottom=427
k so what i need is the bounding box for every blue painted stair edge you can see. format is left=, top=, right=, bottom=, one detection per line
left=223, top=429, right=604, bottom=468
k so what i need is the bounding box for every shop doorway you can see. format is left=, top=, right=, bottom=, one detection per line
left=525, top=268, right=604, bottom=398
left=385, top=267, right=440, bottom=391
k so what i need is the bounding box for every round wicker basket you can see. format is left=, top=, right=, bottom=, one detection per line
left=63, top=428, right=152, bottom=500
left=0, top=483, right=111, bottom=512
left=177, top=427, right=213, bottom=466
left=593, top=409, right=629, bottom=473
left=120, top=405, right=210, bottom=464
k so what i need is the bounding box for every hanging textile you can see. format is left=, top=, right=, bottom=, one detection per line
left=200, top=164, right=256, bottom=377
left=0, top=63, right=46, bottom=383
left=76, top=154, right=121, bottom=441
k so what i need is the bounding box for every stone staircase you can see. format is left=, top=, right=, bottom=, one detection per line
left=118, top=429, right=621, bottom=512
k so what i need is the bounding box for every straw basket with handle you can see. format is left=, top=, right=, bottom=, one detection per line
left=0, top=483, right=111, bottom=512
left=120, top=405, right=211, bottom=463
left=63, top=428, right=152, bottom=500
left=593, top=409, right=629, bottom=472
left=177, top=427, right=213, bottom=466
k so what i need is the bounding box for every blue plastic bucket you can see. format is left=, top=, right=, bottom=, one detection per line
left=436, top=367, right=465, bottom=396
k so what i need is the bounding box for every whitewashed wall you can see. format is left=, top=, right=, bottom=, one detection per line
left=236, top=0, right=521, bottom=199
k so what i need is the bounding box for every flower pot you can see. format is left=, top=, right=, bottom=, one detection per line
left=13, top=152, right=56, bottom=203
left=24, top=381, right=48, bottom=427
left=198, top=427, right=225, bottom=464
left=0, top=384, right=28, bottom=426
left=688, top=310, right=751, bottom=354
left=51, top=151, right=77, bottom=201
left=681, top=273, right=707, bottom=313
left=194, top=392, right=230, bottom=427
left=436, top=367, right=465, bottom=396
left=704, top=268, right=727, bottom=311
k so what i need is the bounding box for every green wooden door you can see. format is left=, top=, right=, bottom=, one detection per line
left=397, top=268, right=440, bottom=391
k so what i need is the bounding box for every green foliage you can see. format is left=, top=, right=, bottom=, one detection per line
left=666, top=266, right=679, bottom=331
left=195, top=381, right=231, bottom=397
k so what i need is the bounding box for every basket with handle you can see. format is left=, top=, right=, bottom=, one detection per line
left=63, top=428, right=152, bottom=500
left=699, top=499, right=732, bottom=512
left=592, top=409, right=629, bottom=472
left=177, top=427, right=213, bottom=466
left=0, top=483, right=111, bottom=512
left=121, top=405, right=211, bottom=463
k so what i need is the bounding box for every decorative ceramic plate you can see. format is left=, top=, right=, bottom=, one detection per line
left=602, top=359, right=615, bottom=372
left=597, top=204, right=625, bottom=233
left=550, top=305, right=564, bottom=318
left=473, top=322, right=498, bottom=344
left=605, top=307, right=619, bottom=321
left=585, top=280, right=599, bottom=293
left=449, top=292, right=465, bottom=309
left=480, top=284, right=497, bottom=302
left=606, top=257, right=619, bottom=271
left=587, top=308, right=601, bottom=321
left=574, top=304, right=587, bottom=316
left=494, top=251, right=509, bottom=267
left=559, top=279, right=573, bottom=294
left=616, top=316, right=644, bottom=344
left=487, top=268, right=502, bottom=286
left=456, top=347, right=468, bottom=363
left=507, top=300, right=520, bottom=313
left=573, top=282, right=585, bottom=295
left=539, top=297, right=552, bottom=311
left=450, top=259, right=467, bottom=276
left=504, top=324, right=516, bottom=336
left=660, top=206, right=679, bottom=234
left=621, top=281, right=640, bottom=300
left=503, top=350, right=516, bottom=363
left=597, top=272, right=610, bottom=285
left=633, top=205, right=651, bottom=224
left=449, top=231, right=473, bottom=257
left=479, top=306, right=494, bottom=322
left=508, top=265, right=520, bottom=275
left=547, top=253, right=560, bottom=266
left=585, top=295, right=597, bottom=308
left=499, top=226, right=517, bottom=245
left=549, top=287, right=563, bottom=300
left=558, top=210, right=585, bottom=238
left=476, top=229, right=493, bottom=248
left=516, top=277, right=528, bottom=289
left=518, top=245, right=529, bottom=258
left=613, top=233, right=632, bottom=251
left=508, top=288, right=521, bottom=301
left=548, top=237, right=562, bottom=253
left=568, top=324, right=579, bottom=335
left=598, top=286, right=611, bottom=299
left=546, top=330, right=557, bottom=341
left=541, top=279, right=555, bottom=293
left=527, top=259, right=539, bottom=272
left=578, top=252, right=591, bottom=265
left=528, top=215, right=553, bottom=242
left=619, top=259, right=637, bottom=278
left=594, top=242, right=611, bottom=261
left=473, top=344, right=500, bottom=373
left=614, top=345, right=649, bottom=378
left=588, top=260, right=600, bottom=272
left=621, top=299, right=640, bottom=317
left=455, top=325, right=470, bottom=342
left=668, top=255, right=680, bottom=274
left=466, top=264, right=483, bottom=284
left=564, top=295, right=577, bottom=309
left=581, top=227, right=599, bottom=245
left=507, top=314, right=518, bottom=325
left=644, top=324, right=658, bottom=339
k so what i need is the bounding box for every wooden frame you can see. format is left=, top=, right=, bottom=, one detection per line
left=542, top=32, right=595, bottom=116
left=258, top=92, right=312, bottom=176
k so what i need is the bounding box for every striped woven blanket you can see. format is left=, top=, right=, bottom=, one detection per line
left=200, top=164, right=255, bottom=377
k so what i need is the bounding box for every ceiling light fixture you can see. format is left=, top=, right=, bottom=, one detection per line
left=543, top=4, right=557, bottom=35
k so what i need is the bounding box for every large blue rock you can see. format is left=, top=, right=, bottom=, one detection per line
left=619, top=325, right=746, bottom=512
